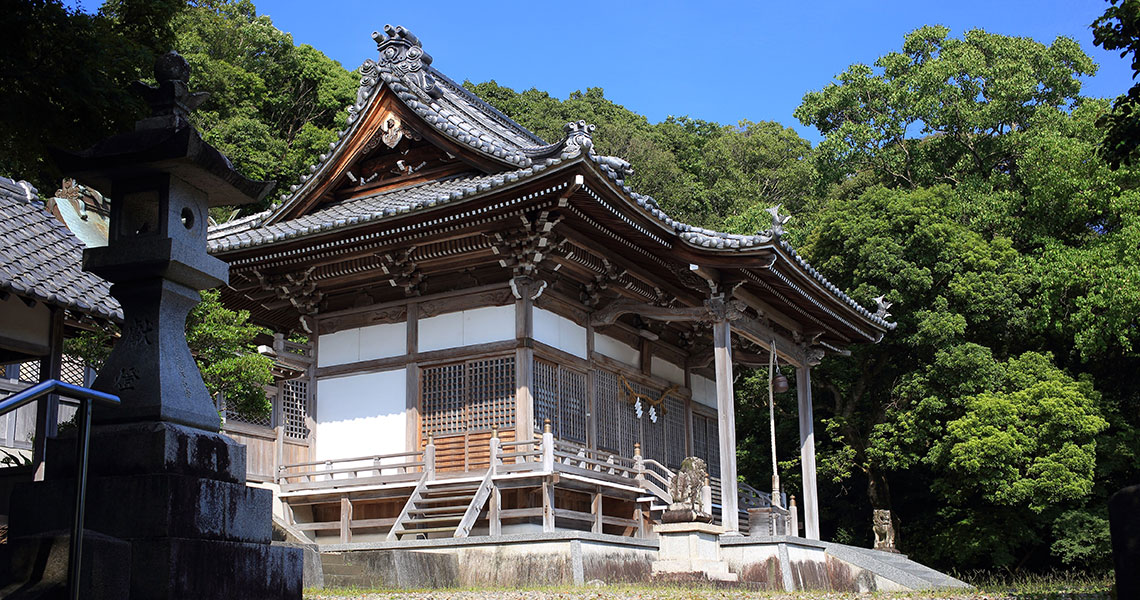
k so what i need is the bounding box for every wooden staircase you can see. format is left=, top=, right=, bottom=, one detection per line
left=387, top=472, right=494, bottom=540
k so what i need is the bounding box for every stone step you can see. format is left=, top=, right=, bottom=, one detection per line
left=319, top=553, right=346, bottom=566
left=320, top=562, right=363, bottom=577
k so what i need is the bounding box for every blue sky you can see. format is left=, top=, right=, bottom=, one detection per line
left=73, top=0, right=1135, bottom=142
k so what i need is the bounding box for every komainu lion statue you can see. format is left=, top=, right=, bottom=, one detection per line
left=663, top=457, right=711, bottom=523
left=873, top=509, right=898, bottom=552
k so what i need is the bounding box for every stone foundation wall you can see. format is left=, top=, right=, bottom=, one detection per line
left=320, top=532, right=655, bottom=588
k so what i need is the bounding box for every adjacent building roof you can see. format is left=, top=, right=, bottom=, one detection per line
left=0, top=176, right=121, bottom=322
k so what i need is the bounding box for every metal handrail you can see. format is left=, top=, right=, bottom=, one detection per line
left=0, top=379, right=119, bottom=600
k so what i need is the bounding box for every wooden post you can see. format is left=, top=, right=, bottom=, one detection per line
left=789, top=495, right=800, bottom=537
left=633, top=442, right=645, bottom=484
left=712, top=318, right=740, bottom=533
left=406, top=302, right=419, bottom=452
left=424, top=434, right=436, bottom=481
left=516, top=293, right=535, bottom=442
left=32, top=306, right=63, bottom=481
left=592, top=492, right=602, bottom=534
left=339, top=497, right=352, bottom=543
left=796, top=365, right=820, bottom=540
left=542, top=419, right=554, bottom=473
left=489, top=426, right=500, bottom=475
left=542, top=480, right=555, bottom=532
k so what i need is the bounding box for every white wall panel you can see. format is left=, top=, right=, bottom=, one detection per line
left=419, top=305, right=514, bottom=352
left=691, top=374, right=717, bottom=409
left=533, top=307, right=587, bottom=359
left=317, top=328, right=359, bottom=367
left=315, top=369, right=406, bottom=461
left=418, top=311, right=464, bottom=353
left=358, top=321, right=407, bottom=361
left=595, top=333, right=639, bottom=367
left=462, top=305, right=515, bottom=346
left=651, top=356, right=685, bottom=385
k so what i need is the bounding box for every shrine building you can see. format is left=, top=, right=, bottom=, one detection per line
left=206, top=25, right=896, bottom=547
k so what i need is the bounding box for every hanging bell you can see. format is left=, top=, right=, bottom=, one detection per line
left=772, top=373, right=790, bottom=394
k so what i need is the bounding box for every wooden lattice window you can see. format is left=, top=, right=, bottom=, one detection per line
left=594, top=370, right=621, bottom=453
left=665, top=395, right=687, bottom=468
left=467, top=356, right=516, bottom=431
left=692, top=412, right=720, bottom=472
left=281, top=379, right=310, bottom=440
left=421, top=356, right=515, bottom=437
left=532, top=358, right=587, bottom=443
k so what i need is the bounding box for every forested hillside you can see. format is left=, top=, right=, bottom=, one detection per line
left=1, top=0, right=1136, bottom=574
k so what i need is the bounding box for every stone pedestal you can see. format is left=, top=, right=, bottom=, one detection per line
left=5, top=421, right=302, bottom=598
left=652, top=522, right=738, bottom=582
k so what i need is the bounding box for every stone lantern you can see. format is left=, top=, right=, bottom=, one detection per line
left=53, top=51, right=273, bottom=431
left=5, top=52, right=301, bottom=599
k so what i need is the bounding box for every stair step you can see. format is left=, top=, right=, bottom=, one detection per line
left=396, top=526, right=458, bottom=537
left=409, top=506, right=469, bottom=516
left=416, top=494, right=476, bottom=504
left=420, top=489, right=478, bottom=498
left=403, top=515, right=464, bottom=525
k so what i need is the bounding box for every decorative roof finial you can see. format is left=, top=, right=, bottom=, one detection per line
left=372, top=25, right=441, bottom=99
left=873, top=295, right=893, bottom=319
left=560, top=121, right=595, bottom=158
left=765, top=204, right=791, bottom=238
left=132, top=51, right=209, bottom=130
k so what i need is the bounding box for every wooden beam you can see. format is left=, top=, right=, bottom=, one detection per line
left=32, top=306, right=63, bottom=481
left=590, top=299, right=709, bottom=328
left=732, top=287, right=803, bottom=336
left=730, top=313, right=805, bottom=368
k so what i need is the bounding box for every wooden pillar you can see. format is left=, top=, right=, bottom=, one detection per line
left=515, top=293, right=535, bottom=441
left=712, top=318, right=739, bottom=533
left=32, top=306, right=63, bottom=481
left=406, top=302, right=420, bottom=451
left=339, top=497, right=353, bottom=543
left=796, top=365, right=820, bottom=540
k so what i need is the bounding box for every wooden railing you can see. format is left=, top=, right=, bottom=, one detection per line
left=277, top=447, right=427, bottom=492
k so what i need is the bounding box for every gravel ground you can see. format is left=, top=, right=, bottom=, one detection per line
left=304, top=588, right=1111, bottom=600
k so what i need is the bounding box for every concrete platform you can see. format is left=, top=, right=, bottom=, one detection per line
left=314, top=532, right=969, bottom=591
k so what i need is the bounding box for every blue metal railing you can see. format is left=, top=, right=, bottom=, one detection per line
left=0, top=379, right=119, bottom=600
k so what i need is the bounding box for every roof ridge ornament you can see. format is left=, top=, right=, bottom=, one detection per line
left=131, top=51, right=209, bottom=130
left=765, top=204, right=791, bottom=239
left=373, top=25, right=442, bottom=100
left=873, top=295, right=893, bottom=320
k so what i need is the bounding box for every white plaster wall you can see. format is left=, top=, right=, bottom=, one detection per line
left=595, top=333, right=639, bottom=367
left=317, top=328, right=358, bottom=368
left=317, top=322, right=407, bottom=367
left=418, top=304, right=514, bottom=353
left=691, top=374, right=717, bottom=409
left=533, top=307, right=587, bottom=359
left=651, top=356, right=685, bottom=385
left=315, top=369, right=406, bottom=462
left=358, top=322, right=407, bottom=361
left=0, top=295, right=50, bottom=350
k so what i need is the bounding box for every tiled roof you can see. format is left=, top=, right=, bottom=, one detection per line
left=212, top=25, right=894, bottom=333
left=0, top=176, right=121, bottom=322
left=208, top=165, right=567, bottom=252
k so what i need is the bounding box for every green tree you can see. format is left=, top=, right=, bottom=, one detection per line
left=0, top=0, right=183, bottom=191
left=795, top=26, right=1094, bottom=191
left=173, top=0, right=357, bottom=210
left=1092, top=0, right=1140, bottom=168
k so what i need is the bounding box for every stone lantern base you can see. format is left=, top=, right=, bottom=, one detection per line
left=651, top=522, right=738, bottom=582
left=4, top=421, right=302, bottom=598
